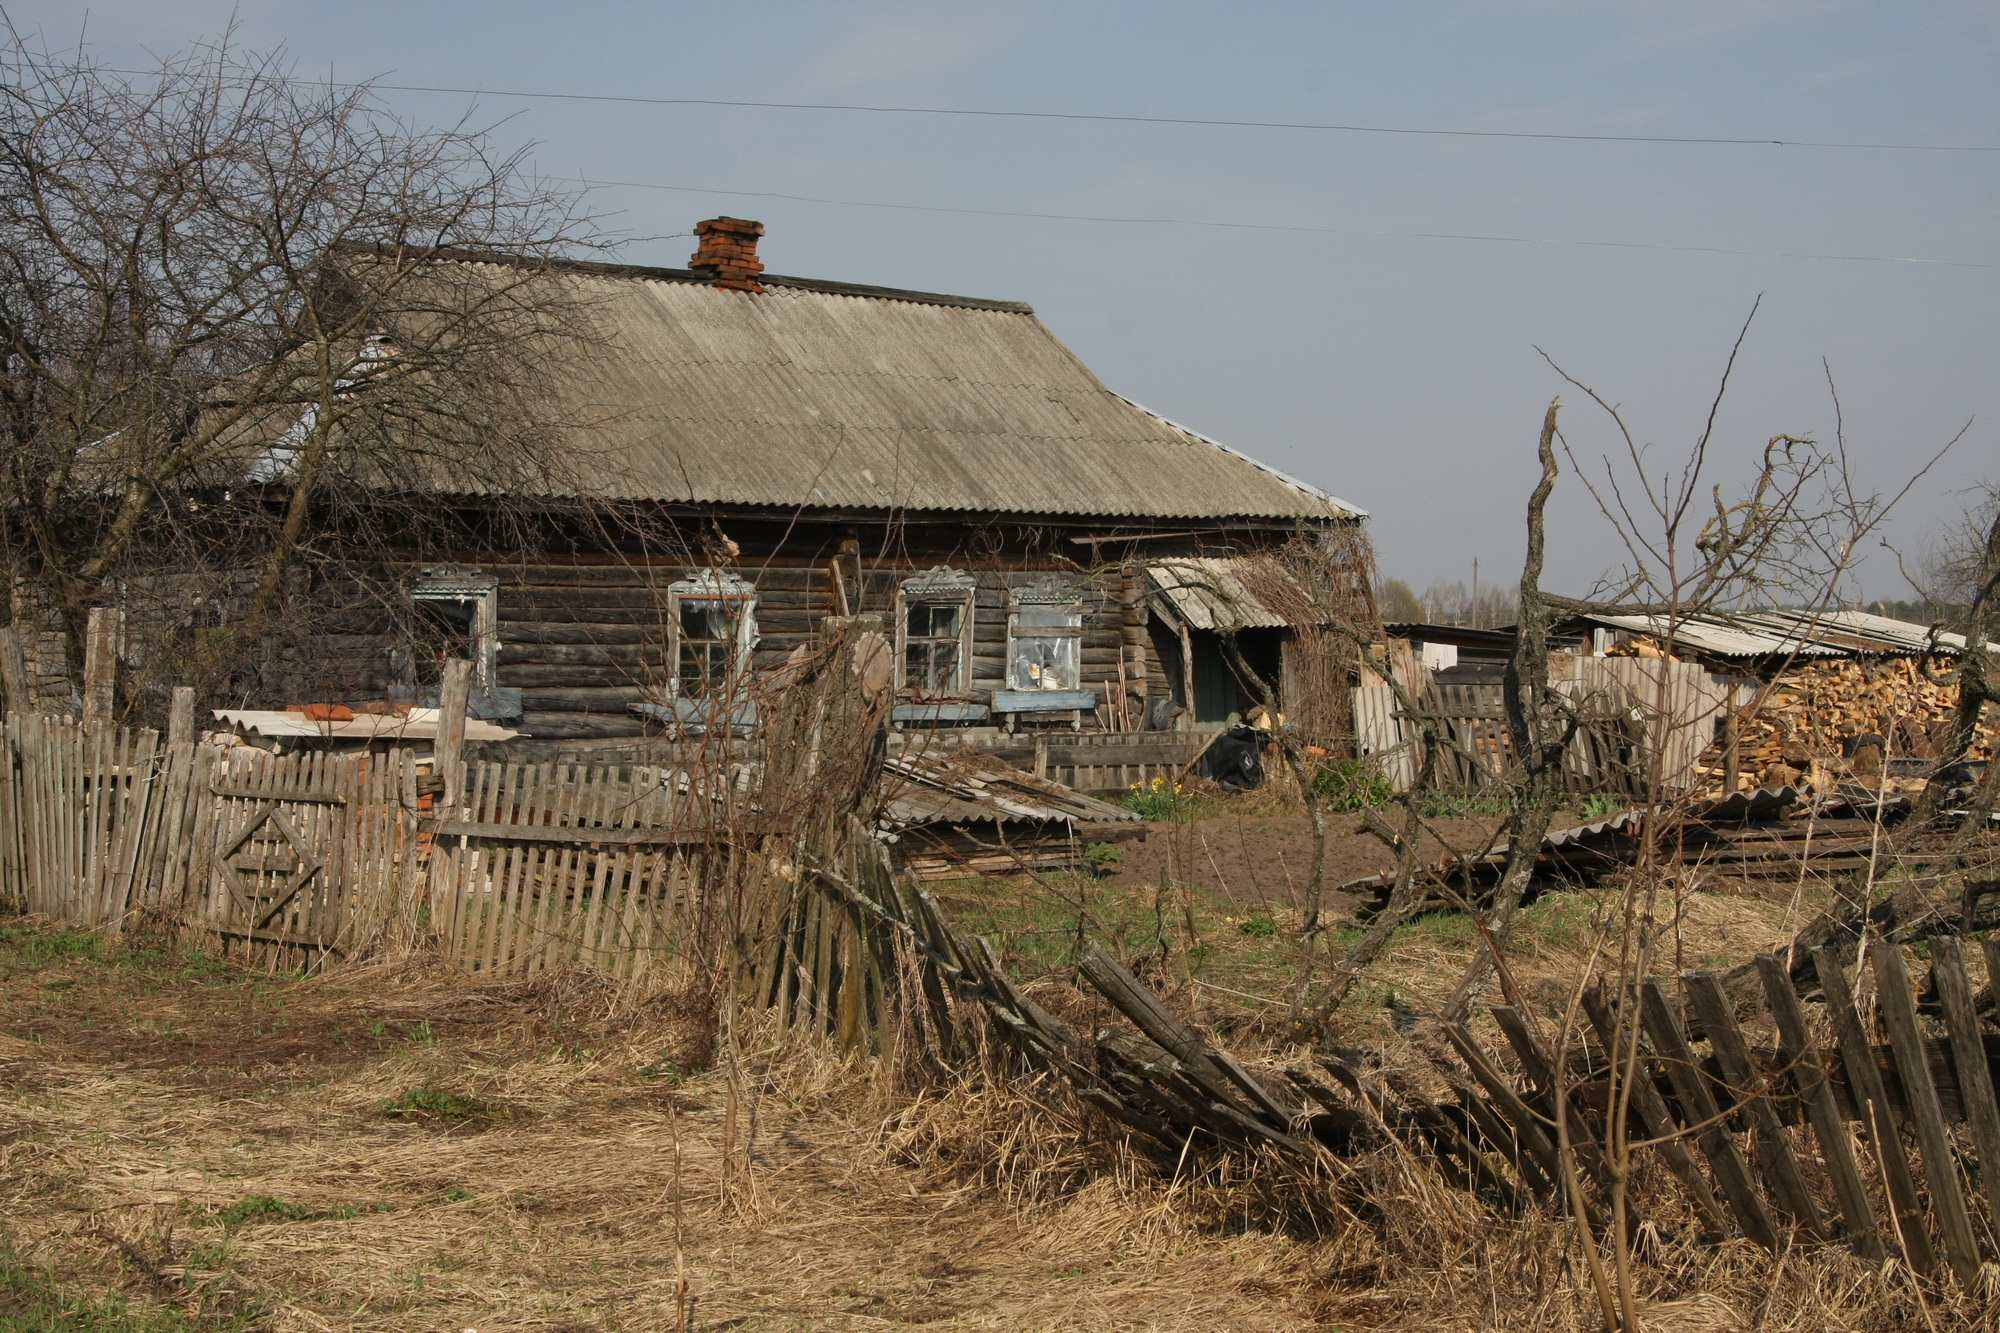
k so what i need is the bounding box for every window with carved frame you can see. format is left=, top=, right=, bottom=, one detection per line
left=668, top=569, right=759, bottom=700
left=894, top=567, right=976, bottom=695
left=1005, top=583, right=1083, bottom=692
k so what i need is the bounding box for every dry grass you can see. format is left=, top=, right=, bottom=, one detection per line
left=3, top=886, right=1991, bottom=1332
left=0, top=918, right=1332, bottom=1330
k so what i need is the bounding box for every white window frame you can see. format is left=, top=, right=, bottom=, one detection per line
left=667, top=568, right=759, bottom=700
left=1005, top=582, right=1084, bottom=692
left=894, top=566, right=977, bottom=696
left=407, top=565, right=500, bottom=695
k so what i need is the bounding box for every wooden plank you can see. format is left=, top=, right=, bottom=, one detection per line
left=1682, top=971, right=1825, bottom=1237
left=0, top=627, right=33, bottom=717
left=1872, top=945, right=1983, bottom=1289
left=1927, top=936, right=2000, bottom=1249
left=1581, top=987, right=1731, bottom=1236
left=81, top=608, right=118, bottom=732
left=1638, top=980, right=1780, bottom=1251
left=1814, top=948, right=1937, bottom=1275
left=1441, top=1022, right=1608, bottom=1231
left=1754, top=954, right=1885, bottom=1261
left=1490, top=1005, right=1624, bottom=1222
left=208, top=785, right=347, bottom=804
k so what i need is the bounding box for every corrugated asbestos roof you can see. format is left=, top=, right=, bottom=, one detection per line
left=1580, top=607, right=1993, bottom=660
left=435, top=260, right=1363, bottom=521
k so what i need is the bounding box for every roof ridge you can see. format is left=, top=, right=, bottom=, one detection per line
left=331, top=242, right=1033, bottom=313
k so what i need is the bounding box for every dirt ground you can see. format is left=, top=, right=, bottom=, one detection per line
left=1093, top=812, right=1510, bottom=912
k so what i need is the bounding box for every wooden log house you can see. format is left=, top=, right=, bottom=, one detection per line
left=61, top=218, right=1369, bottom=745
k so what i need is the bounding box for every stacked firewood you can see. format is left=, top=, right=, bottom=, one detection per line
left=1705, top=657, right=1994, bottom=789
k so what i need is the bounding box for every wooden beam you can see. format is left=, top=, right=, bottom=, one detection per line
left=435, top=819, right=709, bottom=847
left=1682, top=971, right=1825, bottom=1237
left=435, top=658, right=472, bottom=813
left=1927, top=936, right=2000, bottom=1250
left=167, top=686, right=196, bottom=748
left=1873, top=945, right=1983, bottom=1289
left=1638, top=980, right=1779, bottom=1251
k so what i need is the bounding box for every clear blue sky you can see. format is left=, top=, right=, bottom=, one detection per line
left=18, top=1, right=1998, bottom=599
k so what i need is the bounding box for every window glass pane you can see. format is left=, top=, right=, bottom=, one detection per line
left=410, top=598, right=478, bottom=685
left=903, top=600, right=964, bottom=692
left=680, top=598, right=743, bottom=644
left=1010, top=633, right=1078, bottom=690
left=678, top=597, right=749, bottom=699
left=917, top=604, right=960, bottom=639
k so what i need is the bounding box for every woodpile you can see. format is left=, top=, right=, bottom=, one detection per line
left=1698, top=657, right=1994, bottom=791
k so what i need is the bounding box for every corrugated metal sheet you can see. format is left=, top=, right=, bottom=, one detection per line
left=1582, top=607, right=1992, bottom=660
left=1147, top=557, right=1294, bottom=630
left=410, top=262, right=1363, bottom=521
left=880, top=747, right=1138, bottom=829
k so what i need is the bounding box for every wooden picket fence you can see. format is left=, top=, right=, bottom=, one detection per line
left=0, top=713, right=159, bottom=930
left=1399, top=940, right=2000, bottom=1288
left=1351, top=658, right=1729, bottom=798
left=0, top=712, right=424, bottom=964
left=0, top=711, right=726, bottom=978
left=766, top=835, right=2000, bottom=1292
left=424, top=759, right=722, bottom=980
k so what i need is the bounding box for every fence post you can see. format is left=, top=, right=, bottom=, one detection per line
left=167, top=686, right=196, bottom=748
left=0, top=626, right=30, bottom=717
left=82, top=607, right=119, bottom=731
left=436, top=658, right=472, bottom=814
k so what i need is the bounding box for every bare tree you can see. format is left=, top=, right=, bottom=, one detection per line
left=1460, top=328, right=1963, bottom=1329
left=0, top=25, right=608, bottom=708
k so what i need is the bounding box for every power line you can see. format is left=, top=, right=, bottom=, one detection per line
left=369, top=80, right=1995, bottom=154
left=584, top=178, right=2000, bottom=270
left=100, top=66, right=1993, bottom=154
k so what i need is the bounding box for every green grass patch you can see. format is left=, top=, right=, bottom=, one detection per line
left=1312, top=759, right=1393, bottom=811
left=218, top=1195, right=308, bottom=1229
left=0, top=1242, right=226, bottom=1332
left=379, top=1087, right=497, bottom=1124
left=1507, top=892, right=1603, bottom=955
left=935, top=872, right=1304, bottom=1002
left=1577, top=791, right=1625, bottom=820
left=0, top=925, right=99, bottom=973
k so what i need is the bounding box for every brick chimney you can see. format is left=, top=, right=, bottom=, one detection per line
left=689, top=217, right=766, bottom=292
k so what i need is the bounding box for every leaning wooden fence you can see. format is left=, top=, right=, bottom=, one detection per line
left=761, top=839, right=2000, bottom=1291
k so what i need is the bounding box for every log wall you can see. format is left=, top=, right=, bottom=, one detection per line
left=304, top=525, right=1228, bottom=740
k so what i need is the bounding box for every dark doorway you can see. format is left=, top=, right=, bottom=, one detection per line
left=1190, top=628, right=1282, bottom=722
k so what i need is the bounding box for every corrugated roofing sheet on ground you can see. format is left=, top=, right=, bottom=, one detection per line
left=880, top=747, right=1138, bottom=829
left=398, top=261, right=1364, bottom=522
